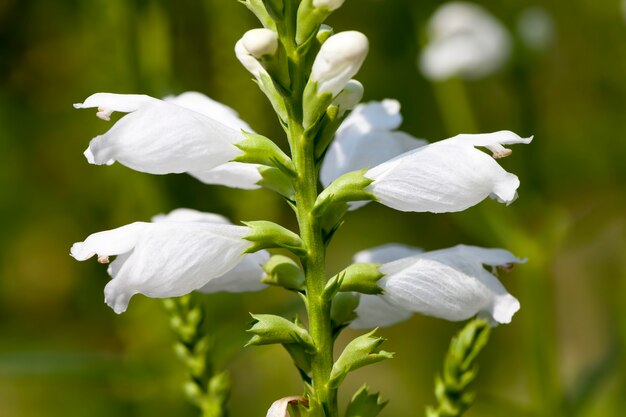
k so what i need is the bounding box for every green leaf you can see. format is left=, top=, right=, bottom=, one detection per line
left=345, top=385, right=387, bottom=417
left=246, top=314, right=315, bottom=352
left=328, top=329, right=393, bottom=388
left=243, top=220, right=306, bottom=256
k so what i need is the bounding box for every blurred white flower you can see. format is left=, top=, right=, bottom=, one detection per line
left=517, top=6, right=555, bottom=51
left=365, top=131, right=532, bottom=213
left=419, top=2, right=511, bottom=80
left=266, top=396, right=308, bottom=417
left=70, top=209, right=256, bottom=314
left=352, top=243, right=525, bottom=328
left=74, top=93, right=243, bottom=175
left=311, top=31, right=369, bottom=96
left=164, top=92, right=262, bottom=189
left=320, top=100, right=427, bottom=188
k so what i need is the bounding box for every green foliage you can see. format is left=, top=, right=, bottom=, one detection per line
left=329, top=330, right=394, bottom=389
left=426, top=319, right=491, bottom=417
left=345, top=385, right=387, bottom=417
left=163, top=295, right=230, bottom=417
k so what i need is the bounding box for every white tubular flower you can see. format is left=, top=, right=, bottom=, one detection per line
left=70, top=210, right=253, bottom=314
left=320, top=100, right=427, bottom=188
left=365, top=131, right=533, bottom=213
left=164, top=92, right=262, bottom=189
left=351, top=243, right=423, bottom=329
left=74, top=93, right=243, bottom=175
left=352, top=243, right=524, bottom=328
left=332, top=79, right=364, bottom=114
left=235, top=29, right=278, bottom=79
left=311, top=31, right=369, bottom=96
left=419, top=2, right=511, bottom=81
left=381, top=245, right=525, bottom=325
left=242, top=28, right=279, bottom=58
left=313, top=0, right=345, bottom=11
left=152, top=208, right=268, bottom=293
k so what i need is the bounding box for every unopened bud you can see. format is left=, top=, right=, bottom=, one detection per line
left=333, top=79, right=364, bottom=112
left=242, top=28, right=279, bottom=58
left=235, top=39, right=266, bottom=79
left=313, top=0, right=345, bottom=11
left=317, top=24, right=334, bottom=44
left=311, top=31, right=369, bottom=96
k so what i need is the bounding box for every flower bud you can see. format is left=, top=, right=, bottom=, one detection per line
left=313, top=0, right=345, bottom=11
left=242, top=28, right=279, bottom=58
left=316, top=24, right=334, bottom=44
left=311, top=31, right=369, bottom=96
left=332, top=79, right=364, bottom=112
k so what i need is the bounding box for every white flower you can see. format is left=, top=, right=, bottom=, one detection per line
left=352, top=244, right=525, bottom=328
left=332, top=79, right=364, bottom=114
left=74, top=93, right=243, bottom=175
left=517, top=6, right=555, bottom=52
left=152, top=208, right=268, bottom=294
left=419, top=2, right=511, bottom=81
left=313, top=0, right=345, bottom=11
left=236, top=31, right=272, bottom=79
left=320, top=100, right=427, bottom=188
left=365, top=131, right=532, bottom=213
left=266, top=396, right=307, bottom=417
left=311, top=31, right=369, bottom=96
left=70, top=209, right=254, bottom=314
left=164, top=92, right=262, bottom=189
left=241, top=28, right=279, bottom=58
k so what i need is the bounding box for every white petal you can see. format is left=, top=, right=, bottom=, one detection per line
left=311, top=31, right=369, bottom=96
left=83, top=97, right=243, bottom=174
left=380, top=245, right=521, bottom=325
left=366, top=132, right=530, bottom=213
left=73, top=93, right=156, bottom=114
left=320, top=100, right=426, bottom=187
left=199, top=249, right=269, bottom=293
left=235, top=39, right=267, bottom=79
left=420, top=2, right=511, bottom=80
left=72, top=221, right=250, bottom=314
left=164, top=92, right=254, bottom=133
left=351, top=294, right=413, bottom=329
left=189, top=162, right=262, bottom=190
left=242, top=28, right=278, bottom=58
left=151, top=208, right=231, bottom=224
left=266, top=396, right=307, bottom=417
left=353, top=243, right=423, bottom=264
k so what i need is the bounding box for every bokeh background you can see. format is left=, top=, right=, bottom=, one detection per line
left=1, top=0, right=625, bottom=416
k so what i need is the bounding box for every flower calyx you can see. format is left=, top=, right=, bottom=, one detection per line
left=313, top=169, right=376, bottom=218
left=325, top=263, right=385, bottom=299
left=262, top=255, right=306, bottom=291
left=246, top=314, right=315, bottom=353
left=296, top=0, right=346, bottom=45
left=345, top=385, right=388, bottom=417
left=243, top=220, right=306, bottom=256
left=233, top=132, right=296, bottom=176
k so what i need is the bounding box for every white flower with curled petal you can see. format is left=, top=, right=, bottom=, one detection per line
left=164, top=92, right=262, bottom=189
left=70, top=211, right=253, bottom=314
left=311, top=31, right=369, bottom=97
left=320, top=100, right=427, bottom=188
left=74, top=93, right=244, bottom=175
left=152, top=208, right=268, bottom=294
left=420, top=2, right=511, bottom=81
left=352, top=244, right=525, bottom=328
left=365, top=131, right=532, bottom=213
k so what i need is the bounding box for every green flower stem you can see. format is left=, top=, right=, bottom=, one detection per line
left=163, top=295, right=230, bottom=417
left=280, top=17, right=338, bottom=417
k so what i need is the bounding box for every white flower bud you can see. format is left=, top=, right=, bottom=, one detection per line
left=311, top=31, right=369, bottom=96
left=235, top=39, right=267, bottom=79
left=313, top=0, right=345, bottom=11
left=242, top=28, right=279, bottom=58
left=332, top=79, right=364, bottom=112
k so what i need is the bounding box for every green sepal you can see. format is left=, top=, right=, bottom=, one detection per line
left=245, top=313, right=316, bottom=352
left=345, top=385, right=388, bottom=417
left=313, top=169, right=376, bottom=218
left=262, top=0, right=284, bottom=20
left=255, top=72, right=288, bottom=123
left=261, top=254, right=305, bottom=291
left=330, top=292, right=359, bottom=329
left=243, top=220, right=306, bottom=256
left=303, top=81, right=334, bottom=128
left=295, top=0, right=332, bottom=45
left=284, top=342, right=313, bottom=377
left=257, top=166, right=295, bottom=200
left=240, top=0, right=276, bottom=30
left=326, top=263, right=384, bottom=296
left=258, top=42, right=291, bottom=92
left=233, top=132, right=295, bottom=176
left=328, top=329, right=393, bottom=388
left=313, top=105, right=343, bottom=160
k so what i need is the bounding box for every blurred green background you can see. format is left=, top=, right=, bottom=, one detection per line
left=1, top=0, right=625, bottom=416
